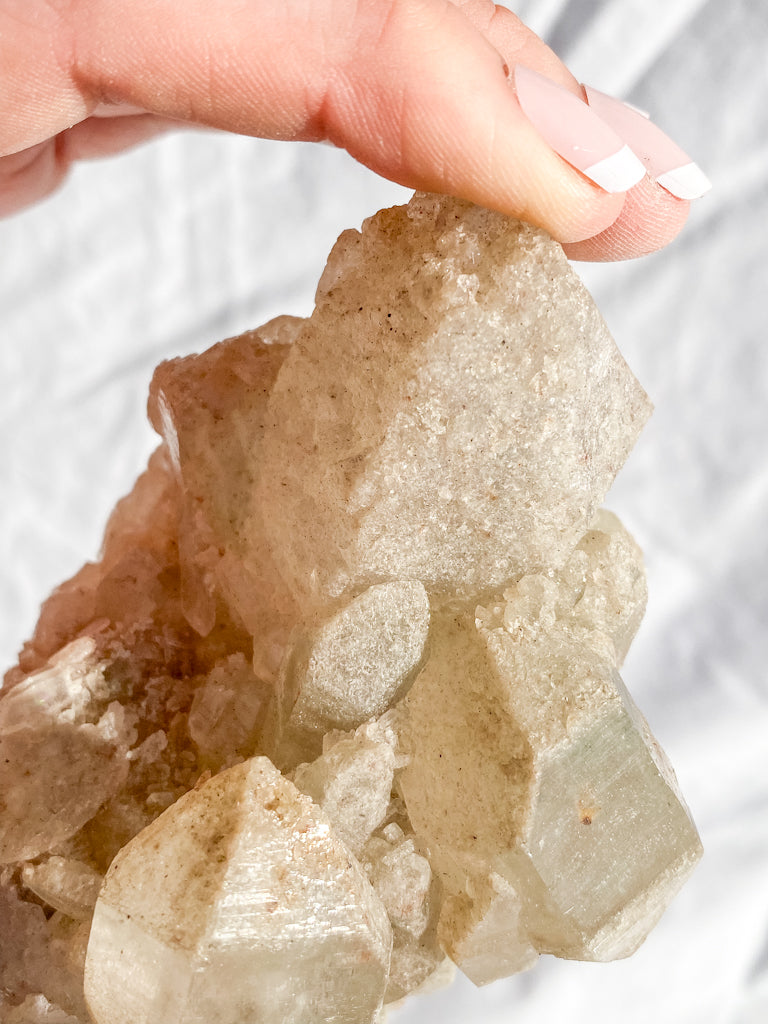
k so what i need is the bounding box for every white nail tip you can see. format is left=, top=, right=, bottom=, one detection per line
left=656, top=162, right=712, bottom=200
left=584, top=144, right=647, bottom=193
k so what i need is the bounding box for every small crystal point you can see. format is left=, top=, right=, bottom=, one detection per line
left=84, top=757, right=392, bottom=1024
left=0, top=639, right=131, bottom=864
left=292, top=720, right=398, bottom=856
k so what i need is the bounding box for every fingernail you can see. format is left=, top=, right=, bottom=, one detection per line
left=583, top=85, right=711, bottom=200
left=513, top=65, right=646, bottom=194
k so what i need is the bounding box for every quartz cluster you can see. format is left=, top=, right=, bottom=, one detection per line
left=0, top=194, right=702, bottom=1024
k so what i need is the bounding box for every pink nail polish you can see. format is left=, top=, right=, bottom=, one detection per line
left=513, top=65, right=646, bottom=194
left=583, top=85, right=711, bottom=200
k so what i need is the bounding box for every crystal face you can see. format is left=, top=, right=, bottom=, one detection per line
left=0, top=194, right=701, bottom=1024
left=83, top=758, right=392, bottom=1024
left=400, top=512, right=699, bottom=972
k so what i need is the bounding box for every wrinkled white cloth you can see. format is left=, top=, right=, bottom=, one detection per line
left=1, top=2, right=766, bottom=1022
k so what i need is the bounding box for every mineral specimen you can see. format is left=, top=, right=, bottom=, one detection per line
left=0, top=193, right=702, bottom=1024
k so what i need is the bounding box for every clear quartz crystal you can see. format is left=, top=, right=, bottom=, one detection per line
left=0, top=194, right=701, bottom=1024
left=20, top=858, right=103, bottom=921
left=0, top=639, right=133, bottom=864
left=292, top=725, right=400, bottom=858
left=1, top=995, right=82, bottom=1024
left=400, top=517, right=700, bottom=969
left=438, top=873, right=538, bottom=985
left=84, top=758, right=392, bottom=1024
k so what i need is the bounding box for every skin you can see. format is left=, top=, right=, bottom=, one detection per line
left=0, top=0, right=689, bottom=260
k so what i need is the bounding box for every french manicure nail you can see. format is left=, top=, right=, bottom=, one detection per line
left=583, top=85, right=711, bottom=200
left=513, top=65, right=646, bottom=194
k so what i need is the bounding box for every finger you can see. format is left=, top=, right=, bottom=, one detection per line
left=4, top=0, right=695, bottom=257
left=60, top=113, right=181, bottom=160
left=452, top=0, right=578, bottom=89
left=453, top=1, right=695, bottom=259
left=562, top=177, right=690, bottom=261
left=0, top=2, right=91, bottom=154
left=61, top=0, right=624, bottom=244
left=0, top=115, right=180, bottom=217
left=0, top=142, right=67, bottom=218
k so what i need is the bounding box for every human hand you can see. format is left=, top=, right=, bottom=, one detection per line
left=0, top=0, right=708, bottom=260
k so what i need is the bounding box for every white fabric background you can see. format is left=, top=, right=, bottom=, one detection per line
left=1, top=1, right=766, bottom=1022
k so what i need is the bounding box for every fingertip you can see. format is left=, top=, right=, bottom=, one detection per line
left=325, top=2, right=627, bottom=247
left=59, top=114, right=178, bottom=161
left=435, top=6, right=699, bottom=257
left=492, top=168, right=627, bottom=246
left=0, top=141, right=68, bottom=217
left=562, top=177, right=690, bottom=261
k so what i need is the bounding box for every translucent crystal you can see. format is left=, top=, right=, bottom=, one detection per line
left=0, top=193, right=701, bottom=1023
left=256, top=194, right=651, bottom=608
left=187, top=653, right=269, bottom=770
left=147, top=317, right=301, bottom=668
left=361, top=825, right=446, bottom=1004
left=272, top=581, right=430, bottom=764
left=0, top=639, right=133, bottom=864
left=366, top=836, right=432, bottom=940
left=438, top=873, right=537, bottom=985
left=400, top=520, right=702, bottom=968
left=292, top=720, right=398, bottom=855
left=84, top=757, right=392, bottom=1024
left=0, top=880, right=91, bottom=1021
left=21, top=857, right=102, bottom=921
left=1, top=995, right=81, bottom=1024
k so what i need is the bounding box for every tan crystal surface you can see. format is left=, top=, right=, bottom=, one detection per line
left=272, top=581, right=430, bottom=767
left=83, top=758, right=391, bottom=1024
left=0, top=193, right=701, bottom=1024
left=438, top=873, right=538, bottom=985
left=256, top=194, right=651, bottom=609
left=147, top=316, right=301, bottom=657
left=0, top=639, right=133, bottom=864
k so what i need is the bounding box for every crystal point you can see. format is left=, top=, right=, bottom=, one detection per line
left=84, top=757, right=392, bottom=1024
left=0, top=639, right=132, bottom=864
left=400, top=528, right=702, bottom=967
